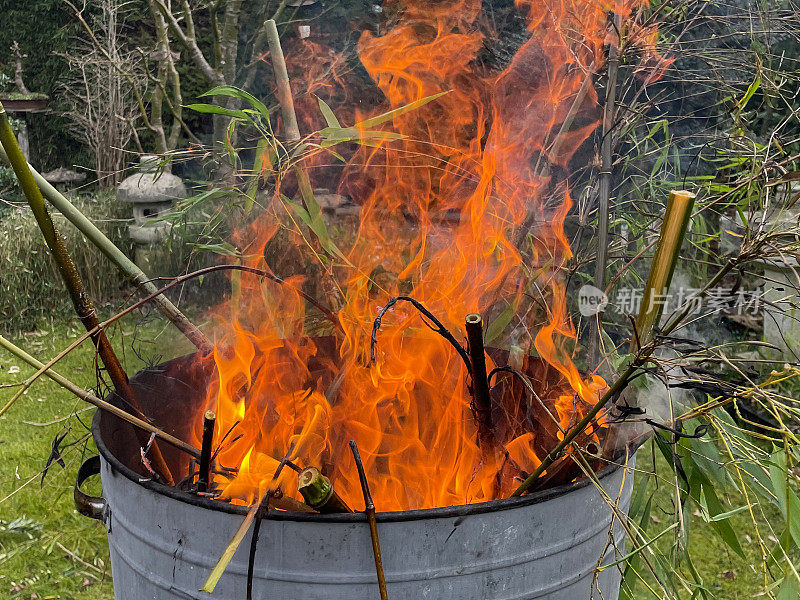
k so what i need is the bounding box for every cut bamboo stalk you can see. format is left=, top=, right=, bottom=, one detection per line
left=298, top=466, right=353, bottom=513
left=265, top=19, right=300, bottom=143
left=204, top=445, right=297, bottom=594
left=633, top=190, right=696, bottom=349
left=589, top=13, right=620, bottom=368
left=600, top=189, right=696, bottom=460
left=197, top=410, right=216, bottom=493
left=465, top=313, right=493, bottom=448
left=0, top=144, right=212, bottom=353
left=0, top=101, right=174, bottom=485
left=512, top=190, right=698, bottom=495
left=0, top=334, right=201, bottom=459
left=349, top=440, right=388, bottom=600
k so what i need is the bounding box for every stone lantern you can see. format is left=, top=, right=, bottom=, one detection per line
left=117, top=155, right=186, bottom=272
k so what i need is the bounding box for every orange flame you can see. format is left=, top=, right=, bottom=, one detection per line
left=194, top=0, right=665, bottom=511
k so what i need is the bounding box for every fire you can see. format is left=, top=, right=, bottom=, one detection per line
left=192, top=0, right=663, bottom=511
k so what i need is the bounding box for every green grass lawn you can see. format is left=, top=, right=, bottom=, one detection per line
left=0, top=317, right=194, bottom=600
left=0, top=318, right=789, bottom=599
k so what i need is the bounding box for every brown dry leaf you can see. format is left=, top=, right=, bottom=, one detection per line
left=723, top=570, right=737, bottom=580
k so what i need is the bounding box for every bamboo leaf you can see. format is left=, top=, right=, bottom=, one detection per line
left=694, top=470, right=746, bottom=558
left=357, top=90, right=450, bottom=129
left=484, top=304, right=515, bottom=344
left=777, top=575, right=800, bottom=600
left=738, top=75, right=761, bottom=109
left=201, top=85, right=271, bottom=123
left=186, top=103, right=249, bottom=120
left=770, top=450, right=800, bottom=549
left=318, top=91, right=449, bottom=147
left=317, top=97, right=341, bottom=128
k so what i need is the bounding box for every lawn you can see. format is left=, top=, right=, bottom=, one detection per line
left=0, top=318, right=787, bottom=599
left=0, top=317, right=194, bottom=600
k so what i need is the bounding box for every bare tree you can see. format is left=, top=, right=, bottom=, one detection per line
left=60, top=0, right=143, bottom=187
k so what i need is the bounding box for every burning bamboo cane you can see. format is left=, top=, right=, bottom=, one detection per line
left=0, top=101, right=174, bottom=485
left=465, top=313, right=494, bottom=448
left=197, top=410, right=216, bottom=493
left=298, top=467, right=353, bottom=513
left=350, top=440, right=389, bottom=600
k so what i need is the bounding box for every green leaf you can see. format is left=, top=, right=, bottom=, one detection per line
left=738, top=75, right=761, bottom=110
left=484, top=304, right=515, bottom=344
left=185, top=103, right=249, bottom=119
left=620, top=494, right=653, bottom=598
left=628, top=473, right=650, bottom=519
left=770, top=450, right=800, bottom=549
left=357, top=90, right=450, bottom=129
left=191, top=242, right=239, bottom=257
left=693, top=469, right=746, bottom=558
left=317, top=97, right=341, bottom=128
left=777, top=575, right=800, bottom=600
left=285, top=172, right=352, bottom=267
left=200, top=85, right=271, bottom=123
left=318, top=91, right=449, bottom=148
left=706, top=505, right=750, bottom=522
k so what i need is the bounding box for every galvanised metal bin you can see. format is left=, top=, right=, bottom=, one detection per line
left=77, top=406, right=635, bottom=600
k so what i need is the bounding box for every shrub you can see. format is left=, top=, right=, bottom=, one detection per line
left=0, top=190, right=132, bottom=333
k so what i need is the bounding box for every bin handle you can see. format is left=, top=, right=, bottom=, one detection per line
left=74, top=455, right=108, bottom=522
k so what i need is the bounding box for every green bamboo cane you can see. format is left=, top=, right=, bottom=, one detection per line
left=0, top=144, right=212, bottom=354
left=0, top=100, right=174, bottom=485
left=511, top=189, right=696, bottom=497
left=633, top=190, right=696, bottom=349
left=0, top=334, right=200, bottom=458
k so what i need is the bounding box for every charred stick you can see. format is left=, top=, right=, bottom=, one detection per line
left=246, top=445, right=295, bottom=600
left=349, top=440, right=388, bottom=600
left=298, top=466, right=353, bottom=513
left=371, top=296, right=471, bottom=370
left=589, top=11, right=621, bottom=368
left=0, top=103, right=174, bottom=485
left=197, top=410, right=216, bottom=493
left=465, top=313, right=493, bottom=448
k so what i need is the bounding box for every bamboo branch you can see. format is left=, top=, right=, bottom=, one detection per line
left=0, top=143, right=212, bottom=353
left=350, top=440, right=388, bottom=600
left=590, top=12, right=620, bottom=367
left=0, top=334, right=201, bottom=459
left=0, top=101, right=174, bottom=485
